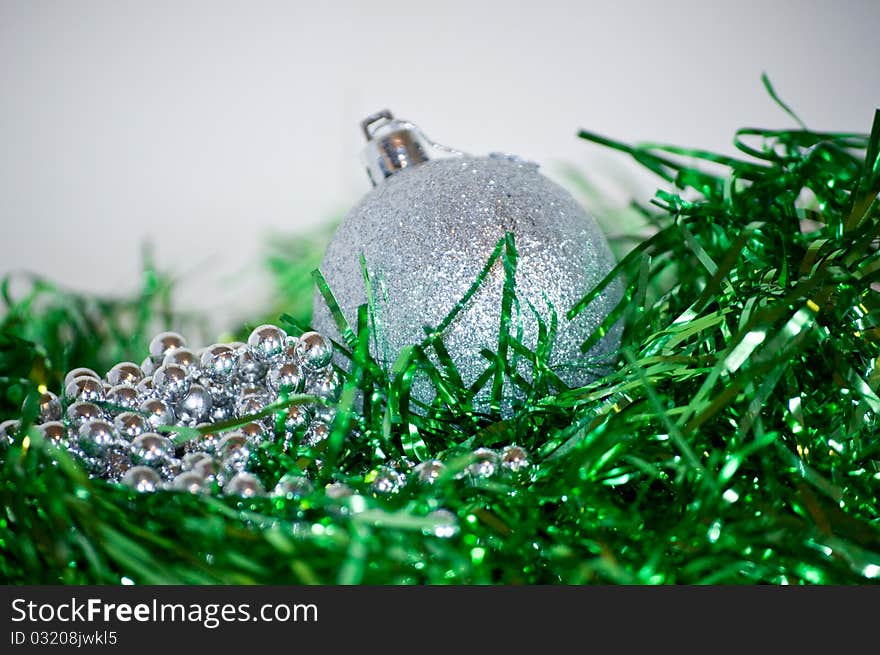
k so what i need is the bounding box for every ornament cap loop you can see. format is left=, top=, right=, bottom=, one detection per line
left=360, top=110, right=463, bottom=186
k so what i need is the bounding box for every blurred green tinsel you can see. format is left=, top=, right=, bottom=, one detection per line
left=2, top=78, right=879, bottom=584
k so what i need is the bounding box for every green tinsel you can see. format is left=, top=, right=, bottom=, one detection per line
left=2, top=78, right=879, bottom=584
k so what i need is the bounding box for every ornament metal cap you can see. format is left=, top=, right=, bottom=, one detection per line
left=360, top=110, right=462, bottom=186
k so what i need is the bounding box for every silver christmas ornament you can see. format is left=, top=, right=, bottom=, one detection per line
left=313, top=111, right=623, bottom=407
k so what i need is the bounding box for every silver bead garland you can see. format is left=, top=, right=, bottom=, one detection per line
left=3, top=322, right=532, bottom=509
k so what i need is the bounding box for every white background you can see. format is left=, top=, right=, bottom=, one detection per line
left=2, top=0, right=878, bottom=334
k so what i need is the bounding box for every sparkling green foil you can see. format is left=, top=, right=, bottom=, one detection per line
left=2, top=78, right=880, bottom=584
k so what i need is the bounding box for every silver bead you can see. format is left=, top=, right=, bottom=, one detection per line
left=191, top=455, right=218, bottom=481
left=247, top=324, right=287, bottom=361
left=200, top=343, right=237, bottom=380
left=282, top=336, right=299, bottom=360
left=36, top=390, right=62, bottom=422
left=209, top=404, right=231, bottom=423
left=235, top=391, right=268, bottom=419
left=152, top=363, right=190, bottom=401
left=76, top=419, right=117, bottom=456
left=198, top=376, right=235, bottom=408
left=266, top=360, right=303, bottom=393
left=305, top=368, right=341, bottom=402
left=157, top=458, right=182, bottom=481
left=235, top=347, right=268, bottom=383
left=101, top=443, right=132, bottom=481
left=500, top=445, right=530, bottom=475
left=278, top=403, right=311, bottom=435
left=130, top=433, right=173, bottom=466
left=139, top=398, right=175, bottom=429
left=66, top=401, right=105, bottom=426
left=176, top=384, right=213, bottom=426
left=113, top=411, right=148, bottom=441
left=324, top=482, right=353, bottom=499
left=466, top=447, right=499, bottom=478
left=38, top=420, right=68, bottom=446
left=140, top=356, right=156, bottom=377
left=309, top=403, right=337, bottom=425
left=224, top=472, right=265, bottom=498
left=65, top=376, right=105, bottom=403
left=148, top=331, right=187, bottom=363
left=272, top=473, right=314, bottom=499
left=135, top=376, right=157, bottom=398
left=105, top=384, right=140, bottom=414
left=172, top=470, right=207, bottom=494
left=295, top=331, right=333, bottom=370
left=63, top=367, right=100, bottom=389
left=163, top=347, right=199, bottom=372
left=369, top=465, right=406, bottom=495
left=182, top=450, right=212, bottom=470
left=239, top=421, right=268, bottom=443
left=0, top=419, right=21, bottom=445
left=302, top=421, right=330, bottom=447
left=122, top=466, right=162, bottom=492
left=414, top=459, right=446, bottom=484
left=217, top=433, right=251, bottom=472
left=106, top=362, right=143, bottom=387
left=424, top=509, right=460, bottom=538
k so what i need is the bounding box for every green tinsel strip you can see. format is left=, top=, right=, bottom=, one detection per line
left=2, top=79, right=880, bottom=584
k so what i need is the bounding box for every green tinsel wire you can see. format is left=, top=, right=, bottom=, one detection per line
left=1, top=77, right=879, bottom=584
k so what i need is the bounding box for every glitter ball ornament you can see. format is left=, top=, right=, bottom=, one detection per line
left=313, top=111, right=623, bottom=406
